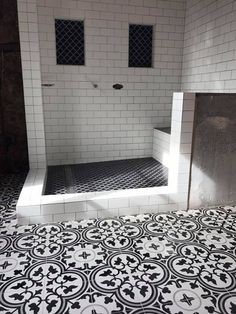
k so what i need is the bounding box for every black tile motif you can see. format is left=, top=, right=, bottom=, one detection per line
left=0, top=172, right=27, bottom=224
left=129, top=24, right=153, bottom=68
left=0, top=174, right=236, bottom=313
left=44, top=158, right=168, bottom=195
left=55, top=19, right=85, bottom=65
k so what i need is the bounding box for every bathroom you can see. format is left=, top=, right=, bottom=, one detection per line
left=0, top=1, right=236, bottom=313
left=12, top=0, right=235, bottom=223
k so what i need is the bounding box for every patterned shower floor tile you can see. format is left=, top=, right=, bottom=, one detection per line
left=44, top=157, right=168, bottom=195
left=0, top=173, right=236, bottom=313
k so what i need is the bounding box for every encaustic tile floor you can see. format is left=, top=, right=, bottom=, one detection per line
left=0, top=173, right=236, bottom=314
left=44, top=158, right=168, bottom=195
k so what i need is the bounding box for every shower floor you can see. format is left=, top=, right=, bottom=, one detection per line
left=44, top=157, right=168, bottom=195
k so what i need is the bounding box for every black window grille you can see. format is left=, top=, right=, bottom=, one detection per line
left=55, top=19, right=85, bottom=65
left=129, top=24, right=153, bottom=68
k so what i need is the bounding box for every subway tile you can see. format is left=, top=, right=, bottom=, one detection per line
left=76, top=210, right=98, bottom=220
left=53, top=213, right=76, bottom=222
left=18, top=0, right=187, bottom=166
left=65, top=202, right=86, bottom=213
left=87, top=199, right=109, bottom=211
left=97, top=209, right=119, bottom=219
left=41, top=203, right=65, bottom=214
left=109, top=198, right=130, bottom=209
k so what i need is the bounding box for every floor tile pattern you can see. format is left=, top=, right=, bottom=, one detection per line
left=44, top=157, right=168, bottom=195
left=0, top=174, right=236, bottom=313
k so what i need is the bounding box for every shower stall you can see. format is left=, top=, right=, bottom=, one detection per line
left=16, top=0, right=236, bottom=224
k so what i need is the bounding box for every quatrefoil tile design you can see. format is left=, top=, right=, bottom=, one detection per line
left=0, top=173, right=236, bottom=314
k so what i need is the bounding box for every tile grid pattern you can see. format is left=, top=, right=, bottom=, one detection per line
left=1, top=174, right=236, bottom=313
left=36, top=0, right=185, bottom=165
left=17, top=0, right=47, bottom=169
left=44, top=158, right=168, bottom=195
left=182, top=0, right=236, bottom=92
left=17, top=0, right=236, bottom=167
left=16, top=93, right=195, bottom=225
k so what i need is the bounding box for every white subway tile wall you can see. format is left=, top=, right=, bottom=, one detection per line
left=16, top=0, right=236, bottom=221
left=17, top=93, right=196, bottom=224
left=17, top=0, right=47, bottom=168
left=152, top=128, right=170, bottom=166
left=36, top=0, right=186, bottom=165
left=17, top=0, right=236, bottom=168
left=182, top=0, right=236, bottom=92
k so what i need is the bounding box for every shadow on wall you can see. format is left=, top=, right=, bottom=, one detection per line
left=0, top=0, right=29, bottom=173
left=189, top=93, right=236, bottom=208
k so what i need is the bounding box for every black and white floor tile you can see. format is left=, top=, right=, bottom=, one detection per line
left=44, top=158, right=168, bottom=195
left=0, top=173, right=236, bottom=313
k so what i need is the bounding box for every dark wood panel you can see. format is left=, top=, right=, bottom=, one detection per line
left=0, top=0, right=29, bottom=173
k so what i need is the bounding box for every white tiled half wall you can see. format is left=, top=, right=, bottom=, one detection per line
left=17, top=92, right=195, bottom=224
left=152, top=128, right=170, bottom=167
left=36, top=0, right=186, bottom=165
left=17, top=0, right=47, bottom=169
left=181, top=0, right=236, bottom=92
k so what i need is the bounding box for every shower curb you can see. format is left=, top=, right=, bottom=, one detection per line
left=16, top=92, right=196, bottom=225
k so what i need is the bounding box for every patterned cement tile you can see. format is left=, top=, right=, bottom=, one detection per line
left=0, top=173, right=236, bottom=314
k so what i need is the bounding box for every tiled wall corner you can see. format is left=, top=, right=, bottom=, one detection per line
left=17, top=0, right=46, bottom=169
left=181, top=0, right=236, bottom=92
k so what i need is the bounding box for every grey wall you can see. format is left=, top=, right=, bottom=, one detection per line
left=189, top=93, right=236, bottom=208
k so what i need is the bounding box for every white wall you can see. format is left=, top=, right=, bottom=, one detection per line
left=152, top=128, right=170, bottom=166
left=36, top=0, right=186, bottom=165
left=181, top=0, right=236, bottom=92
left=17, top=93, right=196, bottom=224
left=17, top=0, right=47, bottom=169
left=17, top=0, right=236, bottom=169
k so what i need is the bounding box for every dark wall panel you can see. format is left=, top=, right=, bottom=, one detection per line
left=189, top=94, right=236, bottom=208
left=0, top=0, right=29, bottom=173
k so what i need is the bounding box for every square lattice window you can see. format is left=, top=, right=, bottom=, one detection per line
left=55, top=19, right=85, bottom=65
left=129, top=24, right=153, bottom=68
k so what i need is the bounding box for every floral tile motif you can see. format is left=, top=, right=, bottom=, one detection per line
left=196, top=228, right=236, bottom=252
left=13, top=224, right=81, bottom=260
left=168, top=243, right=236, bottom=292
left=0, top=251, right=31, bottom=284
left=0, top=173, right=236, bottom=314
left=199, top=207, right=236, bottom=234
left=143, top=279, right=223, bottom=314
left=61, top=243, right=108, bottom=271
left=143, top=213, right=200, bottom=242
left=132, top=235, right=176, bottom=260
left=64, top=293, right=131, bottom=314
left=90, top=251, right=169, bottom=307
left=218, top=292, right=236, bottom=314
left=0, top=261, right=88, bottom=313
left=83, top=218, right=144, bottom=251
